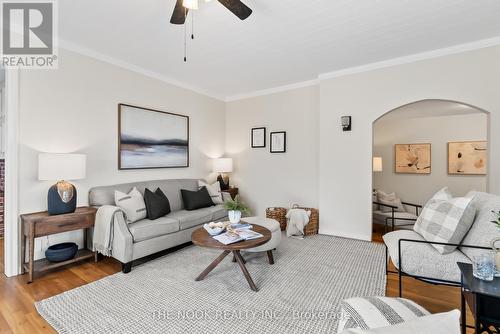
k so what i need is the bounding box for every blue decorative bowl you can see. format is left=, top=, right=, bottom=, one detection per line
left=45, top=242, right=78, bottom=262
left=203, top=223, right=225, bottom=236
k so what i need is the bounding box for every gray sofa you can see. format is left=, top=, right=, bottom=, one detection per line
left=89, top=179, right=228, bottom=272
left=383, top=191, right=500, bottom=295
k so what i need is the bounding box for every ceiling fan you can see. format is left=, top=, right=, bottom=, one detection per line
left=170, top=0, right=253, bottom=62
left=170, top=0, right=253, bottom=25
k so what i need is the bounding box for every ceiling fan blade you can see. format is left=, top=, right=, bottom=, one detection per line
left=217, top=0, right=252, bottom=20
left=170, top=0, right=188, bottom=24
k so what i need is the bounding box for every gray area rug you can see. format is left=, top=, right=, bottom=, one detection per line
left=36, top=234, right=386, bottom=334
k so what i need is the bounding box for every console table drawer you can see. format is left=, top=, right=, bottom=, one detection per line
left=34, top=216, right=92, bottom=236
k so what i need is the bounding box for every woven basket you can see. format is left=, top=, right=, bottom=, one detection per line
left=265, top=206, right=319, bottom=236
left=266, top=207, right=287, bottom=231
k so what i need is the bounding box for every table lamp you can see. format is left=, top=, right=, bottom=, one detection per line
left=212, top=158, right=233, bottom=190
left=38, top=153, right=86, bottom=215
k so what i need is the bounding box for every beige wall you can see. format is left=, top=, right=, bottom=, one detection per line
left=225, top=85, right=319, bottom=216
left=373, top=113, right=488, bottom=205
left=19, top=49, right=226, bottom=258
left=15, top=43, right=500, bottom=261
left=319, top=45, right=500, bottom=240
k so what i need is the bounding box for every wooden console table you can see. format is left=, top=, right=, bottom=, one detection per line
left=21, top=207, right=98, bottom=283
left=222, top=187, right=239, bottom=200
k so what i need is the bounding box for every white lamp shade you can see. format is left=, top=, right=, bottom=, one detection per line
left=183, top=0, right=199, bottom=9
left=373, top=157, right=383, bottom=172
left=212, top=158, right=233, bottom=173
left=38, top=153, right=86, bottom=181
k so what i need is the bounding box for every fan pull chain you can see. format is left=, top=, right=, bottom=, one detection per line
left=191, top=12, right=195, bottom=40
left=184, top=8, right=187, bottom=62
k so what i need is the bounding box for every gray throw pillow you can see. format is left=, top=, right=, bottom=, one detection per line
left=414, top=188, right=476, bottom=254
left=377, top=190, right=405, bottom=213
left=114, top=187, right=147, bottom=223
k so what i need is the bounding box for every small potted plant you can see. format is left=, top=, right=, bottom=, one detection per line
left=492, top=210, right=500, bottom=229
left=224, top=195, right=250, bottom=224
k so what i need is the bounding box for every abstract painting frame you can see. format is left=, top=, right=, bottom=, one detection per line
left=394, top=143, right=431, bottom=174
left=118, top=104, right=189, bottom=170
left=448, top=141, right=487, bottom=175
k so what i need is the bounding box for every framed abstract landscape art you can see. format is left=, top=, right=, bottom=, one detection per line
left=448, top=141, right=487, bottom=175
left=118, top=104, right=189, bottom=169
left=394, top=143, right=431, bottom=174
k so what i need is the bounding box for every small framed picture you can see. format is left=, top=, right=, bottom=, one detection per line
left=270, top=131, right=286, bottom=153
left=251, top=127, right=266, bottom=148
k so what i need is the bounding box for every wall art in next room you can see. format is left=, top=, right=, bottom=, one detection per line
left=394, top=143, right=431, bottom=174
left=118, top=104, right=189, bottom=169
left=448, top=141, right=487, bottom=175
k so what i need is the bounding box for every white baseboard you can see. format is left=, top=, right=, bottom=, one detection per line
left=319, top=228, right=372, bottom=242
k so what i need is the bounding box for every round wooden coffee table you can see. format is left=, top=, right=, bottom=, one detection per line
left=192, top=224, right=271, bottom=292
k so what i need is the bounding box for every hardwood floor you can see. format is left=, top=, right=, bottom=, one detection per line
left=0, top=230, right=473, bottom=333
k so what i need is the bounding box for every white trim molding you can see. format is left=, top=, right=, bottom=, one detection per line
left=225, top=79, right=319, bottom=102
left=226, top=35, right=500, bottom=101
left=319, top=227, right=372, bottom=242
left=319, top=36, right=500, bottom=80
left=3, top=68, right=20, bottom=277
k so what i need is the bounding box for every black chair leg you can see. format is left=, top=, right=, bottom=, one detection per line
left=398, top=269, right=403, bottom=297
left=122, top=262, right=132, bottom=273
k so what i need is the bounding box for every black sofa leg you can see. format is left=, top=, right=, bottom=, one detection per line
left=122, top=262, right=132, bottom=273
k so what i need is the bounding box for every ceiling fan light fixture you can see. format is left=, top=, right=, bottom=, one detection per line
left=183, top=0, right=199, bottom=10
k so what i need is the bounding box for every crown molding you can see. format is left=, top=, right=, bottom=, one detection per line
left=318, top=35, right=500, bottom=80
left=59, top=35, right=500, bottom=103
left=226, top=35, right=500, bottom=101
left=58, top=39, right=226, bottom=101
left=225, top=79, right=319, bottom=102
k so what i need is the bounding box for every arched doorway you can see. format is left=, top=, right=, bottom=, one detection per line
left=372, top=99, right=490, bottom=238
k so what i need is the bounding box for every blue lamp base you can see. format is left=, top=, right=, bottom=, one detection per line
left=48, top=182, right=77, bottom=215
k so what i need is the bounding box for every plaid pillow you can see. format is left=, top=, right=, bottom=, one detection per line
left=414, top=190, right=476, bottom=254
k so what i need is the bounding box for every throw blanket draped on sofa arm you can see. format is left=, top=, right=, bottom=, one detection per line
left=93, top=205, right=132, bottom=260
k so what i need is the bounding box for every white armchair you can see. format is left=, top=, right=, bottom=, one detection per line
left=373, top=190, right=422, bottom=232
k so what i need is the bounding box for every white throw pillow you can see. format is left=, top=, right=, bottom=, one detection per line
left=377, top=190, right=405, bottom=213
left=198, top=180, right=223, bottom=204
left=337, top=296, right=429, bottom=332
left=114, top=187, right=147, bottom=223
left=413, top=188, right=476, bottom=254
left=340, top=310, right=460, bottom=334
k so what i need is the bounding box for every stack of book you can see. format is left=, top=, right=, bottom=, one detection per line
left=213, top=223, right=264, bottom=245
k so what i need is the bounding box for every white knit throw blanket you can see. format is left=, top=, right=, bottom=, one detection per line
left=93, top=205, right=122, bottom=256
left=286, top=208, right=311, bottom=237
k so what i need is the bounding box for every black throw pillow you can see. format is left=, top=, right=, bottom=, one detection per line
left=181, top=186, right=214, bottom=211
left=144, top=188, right=171, bottom=220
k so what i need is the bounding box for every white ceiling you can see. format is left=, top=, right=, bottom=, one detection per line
left=59, top=0, right=500, bottom=99
left=376, top=100, right=485, bottom=123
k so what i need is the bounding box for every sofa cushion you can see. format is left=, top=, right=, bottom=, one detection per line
left=144, top=188, right=171, bottom=220
left=89, top=179, right=199, bottom=211
left=336, top=296, right=429, bottom=333
left=460, top=191, right=500, bottom=259
left=114, top=187, right=147, bottom=223
left=181, top=187, right=215, bottom=211
left=128, top=217, right=180, bottom=243
left=377, top=190, right=405, bottom=213
left=383, top=230, right=470, bottom=283
left=167, top=208, right=213, bottom=230
left=340, top=310, right=460, bottom=334
left=199, top=180, right=224, bottom=204
left=208, top=204, right=227, bottom=221
left=413, top=188, right=476, bottom=254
